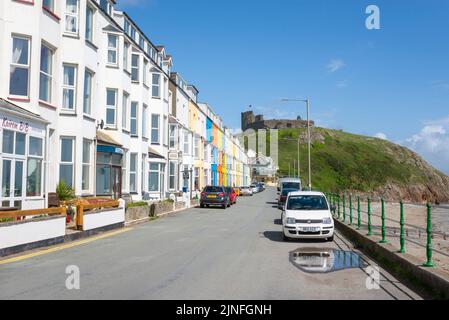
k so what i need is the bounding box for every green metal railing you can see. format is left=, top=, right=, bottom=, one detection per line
left=327, top=192, right=439, bottom=268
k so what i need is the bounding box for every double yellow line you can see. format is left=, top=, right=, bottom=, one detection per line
left=0, top=228, right=132, bottom=265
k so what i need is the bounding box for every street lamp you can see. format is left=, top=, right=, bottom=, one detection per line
left=281, top=98, right=312, bottom=190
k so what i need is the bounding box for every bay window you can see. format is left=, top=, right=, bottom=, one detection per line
left=151, top=114, right=160, bottom=144
left=107, top=34, right=118, bottom=66
left=148, top=163, right=159, bottom=192
left=129, top=153, right=137, bottom=193
left=169, top=124, right=177, bottom=149
left=60, top=137, right=75, bottom=187
left=130, top=102, right=138, bottom=135
left=106, top=89, right=117, bottom=126
left=10, top=36, right=30, bottom=97
left=142, top=104, right=148, bottom=138
left=152, top=73, right=160, bottom=98
left=64, top=0, right=79, bottom=34
left=82, top=139, right=92, bottom=192
left=83, top=69, right=94, bottom=114
left=131, top=54, right=139, bottom=82
left=169, top=161, right=176, bottom=190
left=39, top=44, right=54, bottom=103
left=86, top=5, right=95, bottom=42
left=62, top=64, right=77, bottom=111
left=122, top=92, right=129, bottom=129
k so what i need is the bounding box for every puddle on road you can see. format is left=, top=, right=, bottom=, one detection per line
left=289, top=247, right=367, bottom=273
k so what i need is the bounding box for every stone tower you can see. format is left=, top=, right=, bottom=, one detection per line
left=241, top=111, right=255, bottom=131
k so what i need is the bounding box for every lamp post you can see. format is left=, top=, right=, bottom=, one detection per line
left=281, top=98, right=312, bottom=189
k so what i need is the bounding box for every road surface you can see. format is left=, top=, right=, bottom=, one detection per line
left=0, top=188, right=421, bottom=300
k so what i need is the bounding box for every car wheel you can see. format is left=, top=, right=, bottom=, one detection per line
left=327, top=235, right=334, bottom=242
left=222, top=203, right=227, bottom=209
left=283, top=232, right=289, bottom=242
left=200, top=203, right=205, bottom=208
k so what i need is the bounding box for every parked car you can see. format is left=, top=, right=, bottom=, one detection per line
left=240, top=186, right=253, bottom=196
left=250, top=184, right=260, bottom=194
left=257, top=183, right=265, bottom=192
left=225, top=187, right=237, bottom=205
left=260, top=183, right=266, bottom=191
left=278, top=188, right=297, bottom=209
left=279, top=178, right=302, bottom=193
left=282, top=191, right=335, bottom=242
left=200, top=186, right=230, bottom=209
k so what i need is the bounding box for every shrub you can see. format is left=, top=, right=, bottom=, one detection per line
left=56, top=181, right=76, bottom=202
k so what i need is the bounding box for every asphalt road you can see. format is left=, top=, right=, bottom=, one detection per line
left=0, top=187, right=421, bottom=300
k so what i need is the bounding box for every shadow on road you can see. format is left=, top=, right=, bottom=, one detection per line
left=266, top=202, right=278, bottom=205
left=263, top=231, right=327, bottom=243
left=274, top=219, right=282, bottom=225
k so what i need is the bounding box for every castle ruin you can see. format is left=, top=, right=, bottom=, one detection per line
left=241, top=111, right=314, bottom=131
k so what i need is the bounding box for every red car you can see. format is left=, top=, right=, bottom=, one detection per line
left=226, top=187, right=237, bottom=205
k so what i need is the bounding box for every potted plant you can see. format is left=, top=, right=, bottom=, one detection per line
left=56, top=181, right=76, bottom=223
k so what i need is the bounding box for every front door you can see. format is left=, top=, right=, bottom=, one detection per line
left=111, top=166, right=122, bottom=200
left=1, top=158, right=24, bottom=209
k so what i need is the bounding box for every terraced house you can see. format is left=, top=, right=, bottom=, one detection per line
left=0, top=0, right=250, bottom=210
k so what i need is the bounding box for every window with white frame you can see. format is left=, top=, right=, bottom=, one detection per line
left=64, top=0, right=79, bottom=34
left=60, top=137, right=75, bottom=188
left=169, top=161, right=176, bottom=190
left=62, top=64, right=77, bottom=111
left=129, top=153, right=137, bottom=193
left=39, top=43, right=54, bottom=103
left=10, top=36, right=30, bottom=97
left=106, top=88, right=117, bottom=126
left=194, top=136, right=200, bottom=159
left=143, top=59, right=148, bottom=86
left=82, top=139, right=91, bottom=192
left=163, top=116, right=168, bottom=146
left=130, top=102, right=138, bottom=135
left=43, top=0, right=55, bottom=11
left=85, top=4, right=95, bottom=42
left=122, top=91, right=129, bottom=129
left=142, top=104, right=148, bottom=138
left=151, top=114, right=160, bottom=144
left=148, top=163, right=159, bottom=192
left=123, top=41, right=130, bottom=72
left=183, top=131, right=190, bottom=154
left=152, top=73, right=160, bottom=98
left=141, top=154, right=146, bottom=191
left=107, top=34, right=118, bottom=66
left=83, top=69, right=94, bottom=114
left=169, top=124, right=176, bottom=149
left=131, top=54, right=139, bottom=82
left=27, top=136, right=44, bottom=197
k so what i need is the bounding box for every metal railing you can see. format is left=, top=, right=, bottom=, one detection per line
left=325, top=192, right=438, bottom=267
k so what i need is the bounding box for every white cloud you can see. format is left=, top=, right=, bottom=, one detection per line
left=327, top=59, right=346, bottom=73
left=374, top=132, right=388, bottom=140
left=403, top=120, right=449, bottom=175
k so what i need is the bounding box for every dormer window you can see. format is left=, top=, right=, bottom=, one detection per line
left=100, top=0, right=112, bottom=16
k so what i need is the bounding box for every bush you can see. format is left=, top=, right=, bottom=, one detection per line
left=127, top=201, right=148, bottom=209
left=56, top=181, right=75, bottom=202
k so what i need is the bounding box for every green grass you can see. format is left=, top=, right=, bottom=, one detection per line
left=126, top=201, right=149, bottom=209
left=270, top=127, right=444, bottom=193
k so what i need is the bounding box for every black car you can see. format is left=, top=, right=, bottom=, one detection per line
left=200, top=186, right=230, bottom=209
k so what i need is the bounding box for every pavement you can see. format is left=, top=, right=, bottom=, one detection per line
left=0, top=188, right=422, bottom=300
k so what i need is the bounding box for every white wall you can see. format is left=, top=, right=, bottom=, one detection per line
left=0, top=217, right=66, bottom=250
left=83, top=207, right=125, bottom=231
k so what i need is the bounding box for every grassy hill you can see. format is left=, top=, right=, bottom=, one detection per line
left=274, top=127, right=449, bottom=203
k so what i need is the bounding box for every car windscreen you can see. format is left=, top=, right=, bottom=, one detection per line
left=287, top=195, right=328, bottom=211
left=204, top=186, right=223, bottom=193
left=282, top=182, right=301, bottom=190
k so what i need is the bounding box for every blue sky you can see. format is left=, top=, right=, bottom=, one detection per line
left=118, top=0, right=449, bottom=173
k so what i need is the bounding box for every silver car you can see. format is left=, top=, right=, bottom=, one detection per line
left=240, top=186, right=253, bottom=196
